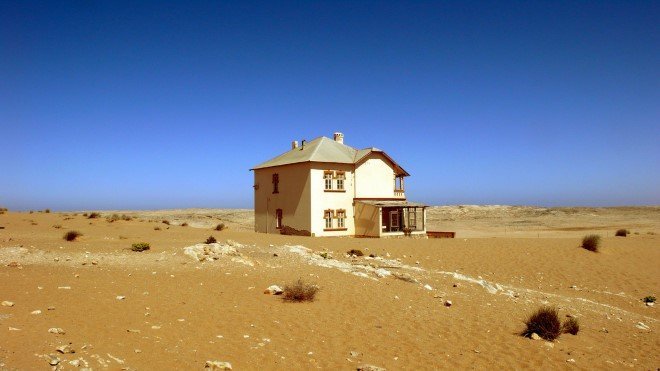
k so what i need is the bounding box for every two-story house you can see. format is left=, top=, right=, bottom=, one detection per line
left=251, top=132, right=427, bottom=237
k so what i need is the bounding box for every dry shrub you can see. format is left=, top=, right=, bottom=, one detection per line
left=106, top=214, right=120, bottom=222
left=63, top=230, right=82, bottom=241
left=181, top=222, right=188, bottom=227
left=581, top=234, right=601, bottom=252
left=283, top=279, right=319, bottom=302
left=643, top=296, right=656, bottom=303
left=521, top=306, right=562, bottom=341
left=121, top=214, right=132, bottom=221
left=162, top=220, right=170, bottom=225
left=44, top=209, right=51, bottom=213
left=562, top=317, right=580, bottom=335
left=347, top=249, right=364, bottom=257
left=615, top=229, right=629, bottom=237
left=279, top=225, right=311, bottom=236
left=215, top=223, right=226, bottom=231
left=0, top=207, right=8, bottom=214
left=154, top=226, right=161, bottom=231
left=87, top=212, right=100, bottom=219
left=131, top=242, right=150, bottom=252
left=205, top=236, right=217, bottom=244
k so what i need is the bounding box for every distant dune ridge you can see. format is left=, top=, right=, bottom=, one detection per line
left=0, top=206, right=657, bottom=369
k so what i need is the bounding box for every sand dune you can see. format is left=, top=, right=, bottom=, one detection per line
left=0, top=207, right=658, bottom=369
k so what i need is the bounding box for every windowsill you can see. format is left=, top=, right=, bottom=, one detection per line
left=323, top=228, right=348, bottom=231
left=394, top=189, right=404, bottom=192
left=324, top=189, right=346, bottom=192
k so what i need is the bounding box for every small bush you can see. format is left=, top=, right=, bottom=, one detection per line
left=642, top=296, right=656, bottom=303
left=162, top=220, right=170, bottom=225
left=44, top=209, right=51, bottom=213
left=154, top=226, right=161, bottom=231
left=106, top=214, right=120, bottom=222
left=87, top=212, right=100, bottom=219
left=215, top=223, right=226, bottom=231
left=521, top=306, right=562, bottom=341
left=283, top=279, right=319, bottom=302
left=29, top=210, right=34, bottom=214
left=181, top=222, right=188, bottom=227
left=347, top=249, right=364, bottom=257
left=205, top=236, right=217, bottom=244
left=63, top=230, right=82, bottom=241
left=131, top=242, right=150, bottom=252
left=562, top=317, right=580, bottom=335
left=581, top=234, right=601, bottom=252
left=121, top=214, right=132, bottom=221
left=0, top=207, right=8, bottom=214
left=615, top=229, right=629, bottom=237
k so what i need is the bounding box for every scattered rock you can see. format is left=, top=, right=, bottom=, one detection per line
left=48, top=355, right=60, bottom=366
left=350, top=351, right=360, bottom=357
left=444, top=300, right=453, bottom=307
left=567, top=358, right=576, bottom=363
left=58, top=286, right=71, bottom=290
left=357, top=364, right=386, bottom=371
left=116, top=296, right=126, bottom=300
left=48, top=328, right=65, bottom=334
left=205, top=360, right=233, bottom=370
left=1, top=301, right=14, bottom=307
left=600, top=328, right=609, bottom=333
left=423, top=284, right=433, bottom=291
left=635, top=322, right=650, bottom=330
left=69, top=359, right=80, bottom=367
left=56, top=344, right=74, bottom=354
left=530, top=333, right=541, bottom=340
left=134, top=349, right=142, bottom=353
left=47, top=306, right=55, bottom=311
left=453, top=283, right=459, bottom=288
left=263, top=285, right=283, bottom=295
left=646, top=302, right=655, bottom=307
left=8, top=327, right=21, bottom=331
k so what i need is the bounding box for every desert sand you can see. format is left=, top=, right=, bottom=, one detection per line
left=1, top=206, right=658, bottom=370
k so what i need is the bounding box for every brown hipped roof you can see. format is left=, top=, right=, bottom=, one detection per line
left=251, top=136, right=409, bottom=176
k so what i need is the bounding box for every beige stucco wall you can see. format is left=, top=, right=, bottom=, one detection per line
left=354, top=153, right=404, bottom=199
left=354, top=202, right=382, bottom=237
left=253, top=163, right=312, bottom=234
left=309, top=163, right=355, bottom=236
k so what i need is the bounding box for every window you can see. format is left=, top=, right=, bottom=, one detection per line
left=395, top=175, right=404, bottom=191
left=272, top=173, right=279, bottom=194
left=324, top=171, right=333, bottom=190
left=336, top=171, right=345, bottom=190
left=336, top=209, right=345, bottom=228
left=324, top=210, right=333, bottom=229
left=275, top=209, right=282, bottom=229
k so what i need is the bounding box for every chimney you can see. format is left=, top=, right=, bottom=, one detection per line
left=291, top=140, right=298, bottom=150
left=333, top=132, right=344, bottom=144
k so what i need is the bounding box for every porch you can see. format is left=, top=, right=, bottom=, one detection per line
left=354, top=200, right=427, bottom=238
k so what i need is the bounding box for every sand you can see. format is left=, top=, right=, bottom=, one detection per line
left=0, top=206, right=658, bottom=369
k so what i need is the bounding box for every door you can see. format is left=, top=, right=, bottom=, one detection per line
left=389, top=210, right=399, bottom=231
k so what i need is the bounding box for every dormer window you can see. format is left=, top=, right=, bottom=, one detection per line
left=272, top=173, right=279, bottom=194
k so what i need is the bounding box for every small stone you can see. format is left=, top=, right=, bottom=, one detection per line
left=58, top=286, right=71, bottom=290
left=1, top=301, right=14, bottom=307
left=544, top=342, right=554, bottom=348
left=134, top=349, right=142, bottom=353
left=69, top=359, right=80, bottom=367
left=566, top=358, right=576, bottom=363
left=205, top=360, right=232, bottom=370
left=47, top=306, right=55, bottom=310
left=357, top=364, right=386, bottom=371
left=444, top=300, right=452, bottom=307
left=56, top=344, right=74, bottom=354
left=48, top=356, right=60, bottom=366
left=91, top=260, right=98, bottom=265
left=453, top=283, right=459, bottom=288
left=116, top=296, right=126, bottom=300
left=8, top=327, right=20, bottom=331
left=53, top=257, right=60, bottom=262
left=646, top=302, right=654, bottom=307
left=151, top=325, right=161, bottom=330
left=423, top=284, right=433, bottom=291
left=264, top=285, right=283, bottom=295
left=48, top=328, right=65, bottom=334
left=530, top=333, right=541, bottom=340
left=600, top=328, right=609, bottom=333
left=635, top=322, right=650, bottom=330
left=350, top=351, right=360, bottom=357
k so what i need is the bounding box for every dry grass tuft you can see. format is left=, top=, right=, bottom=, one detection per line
left=347, top=249, right=364, bottom=257
left=205, top=236, right=217, bottom=244
left=131, top=242, right=150, bottom=252
left=615, top=228, right=629, bottom=237
left=562, top=317, right=580, bottom=335
left=63, top=230, right=82, bottom=241
left=162, top=220, right=170, bottom=225
left=581, top=234, right=601, bottom=252
left=283, top=279, right=319, bottom=302
left=521, top=306, right=562, bottom=341
left=215, top=223, right=226, bottom=231
left=181, top=222, right=188, bottom=227
left=87, top=212, right=101, bottom=219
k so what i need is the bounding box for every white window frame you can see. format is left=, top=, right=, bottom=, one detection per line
left=324, top=172, right=333, bottom=190
left=324, top=210, right=333, bottom=229
left=336, top=209, right=345, bottom=228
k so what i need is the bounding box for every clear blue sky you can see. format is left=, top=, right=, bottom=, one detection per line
left=2, top=1, right=658, bottom=210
